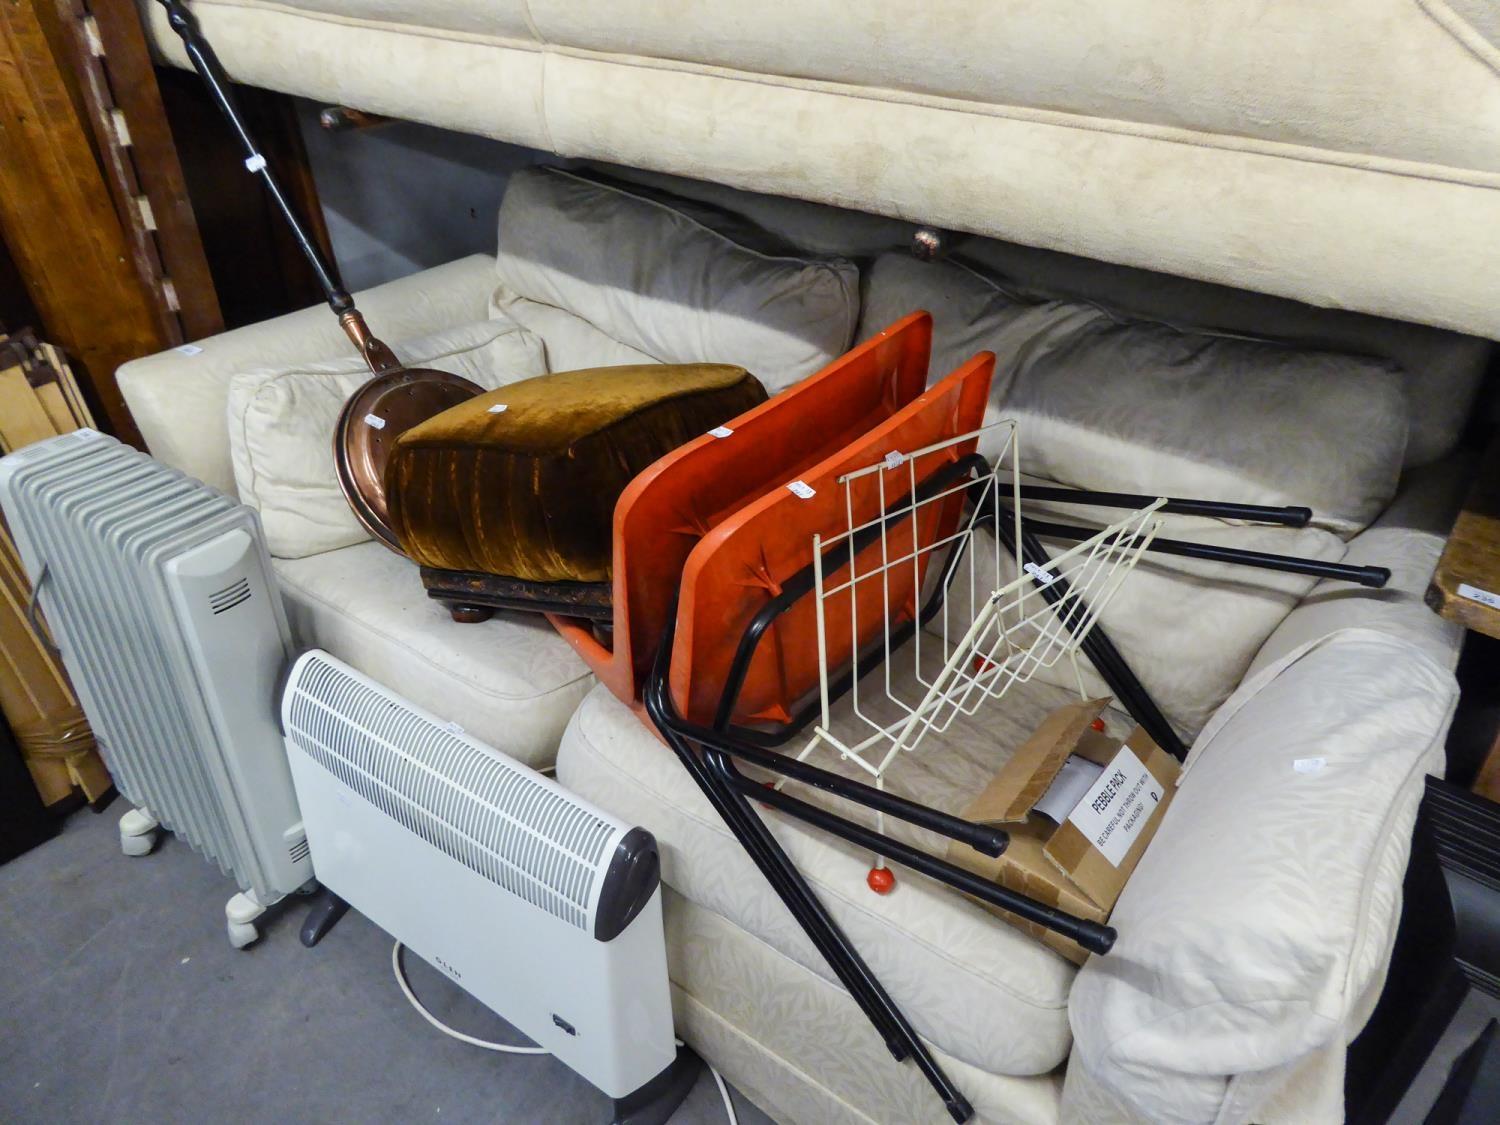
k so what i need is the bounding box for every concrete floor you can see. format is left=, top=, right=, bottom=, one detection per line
left=0, top=805, right=771, bottom=1125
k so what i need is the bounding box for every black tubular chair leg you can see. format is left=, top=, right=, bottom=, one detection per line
left=708, top=752, right=1115, bottom=954
left=644, top=628, right=976, bottom=1123
left=701, top=748, right=975, bottom=1123
left=665, top=717, right=1007, bottom=856
left=643, top=651, right=911, bottom=1058
left=987, top=506, right=1189, bottom=760
left=648, top=703, right=908, bottom=1061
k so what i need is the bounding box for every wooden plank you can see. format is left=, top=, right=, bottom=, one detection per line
left=60, top=0, right=223, bottom=342
left=0, top=0, right=159, bottom=447
left=65, top=747, right=111, bottom=802
left=59, top=0, right=179, bottom=346
left=0, top=366, right=59, bottom=452
left=25, top=755, right=75, bottom=806
left=1428, top=437, right=1500, bottom=639
left=34, top=381, right=75, bottom=433
left=41, top=342, right=97, bottom=428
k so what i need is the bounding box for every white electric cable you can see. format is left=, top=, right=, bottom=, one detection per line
left=704, top=1047, right=740, bottom=1125
left=675, top=1038, right=737, bottom=1125
left=393, top=941, right=738, bottom=1122
left=391, top=941, right=547, bottom=1054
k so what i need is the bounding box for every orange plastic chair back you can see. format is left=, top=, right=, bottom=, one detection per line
left=670, top=349, right=995, bottom=729
left=549, top=313, right=935, bottom=704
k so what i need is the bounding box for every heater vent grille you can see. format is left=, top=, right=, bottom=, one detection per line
left=209, top=576, right=251, bottom=614
left=284, top=653, right=617, bottom=931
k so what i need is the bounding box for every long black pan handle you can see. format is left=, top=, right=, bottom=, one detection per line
left=1018, top=485, right=1311, bottom=528
left=155, top=0, right=350, bottom=315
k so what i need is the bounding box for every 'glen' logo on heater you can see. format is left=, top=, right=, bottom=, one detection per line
left=434, top=955, right=462, bottom=981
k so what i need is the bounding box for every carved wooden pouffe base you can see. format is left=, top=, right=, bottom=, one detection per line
left=446, top=603, right=495, bottom=624
left=422, top=566, right=613, bottom=624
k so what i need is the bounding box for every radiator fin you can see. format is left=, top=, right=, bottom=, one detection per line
left=0, top=433, right=303, bottom=900
left=284, top=653, right=616, bottom=931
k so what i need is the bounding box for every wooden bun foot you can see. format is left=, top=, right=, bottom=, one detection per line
left=447, top=603, right=494, bottom=624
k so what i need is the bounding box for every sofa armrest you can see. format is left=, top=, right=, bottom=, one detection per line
left=1248, top=453, right=1475, bottom=679
left=117, top=253, right=497, bottom=494
left=1067, top=629, right=1459, bottom=1124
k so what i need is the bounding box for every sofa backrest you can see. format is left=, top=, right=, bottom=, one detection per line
left=595, top=161, right=1491, bottom=469
left=119, top=159, right=1489, bottom=495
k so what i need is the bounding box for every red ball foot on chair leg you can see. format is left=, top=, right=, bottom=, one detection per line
left=448, top=603, right=494, bottom=624
left=867, top=866, right=896, bottom=895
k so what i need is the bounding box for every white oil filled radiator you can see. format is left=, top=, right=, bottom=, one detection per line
left=0, top=430, right=309, bottom=946
left=280, top=650, right=699, bottom=1122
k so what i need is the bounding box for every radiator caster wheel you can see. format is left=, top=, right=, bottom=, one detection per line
left=119, top=807, right=160, bottom=857
left=227, top=920, right=260, bottom=949
left=225, top=890, right=268, bottom=950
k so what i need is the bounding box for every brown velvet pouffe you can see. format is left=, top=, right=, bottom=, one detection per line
left=384, top=363, right=767, bottom=621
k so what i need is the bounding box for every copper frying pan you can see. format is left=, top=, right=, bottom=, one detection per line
left=158, top=0, right=481, bottom=551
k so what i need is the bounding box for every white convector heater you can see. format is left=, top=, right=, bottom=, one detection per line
left=281, top=650, right=696, bottom=1119
left=0, top=430, right=310, bottom=946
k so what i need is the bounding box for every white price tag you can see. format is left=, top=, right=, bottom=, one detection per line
left=708, top=426, right=733, bottom=438
left=1293, top=757, right=1326, bottom=775
left=786, top=480, right=816, bottom=499
left=1066, top=745, right=1163, bottom=867
left=883, top=450, right=905, bottom=470
left=244, top=153, right=267, bottom=173
left=1459, top=583, right=1500, bottom=610
left=175, top=344, right=203, bottom=356
left=487, top=404, right=508, bottom=414
left=1023, top=562, right=1056, bottom=585
left=363, top=413, right=386, bottom=430
left=442, top=721, right=465, bottom=735
left=1035, top=755, right=1105, bottom=824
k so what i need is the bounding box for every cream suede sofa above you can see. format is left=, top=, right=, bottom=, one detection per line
left=140, top=0, right=1500, bottom=342
left=117, top=167, right=1482, bottom=1125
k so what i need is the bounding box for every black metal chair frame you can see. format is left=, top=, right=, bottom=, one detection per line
left=643, top=453, right=1391, bottom=1122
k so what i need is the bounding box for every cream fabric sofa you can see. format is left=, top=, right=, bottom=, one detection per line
left=139, top=0, right=1500, bottom=341
left=118, top=162, right=1483, bottom=1123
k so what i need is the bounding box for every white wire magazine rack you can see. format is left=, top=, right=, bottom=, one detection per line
left=791, top=420, right=1165, bottom=803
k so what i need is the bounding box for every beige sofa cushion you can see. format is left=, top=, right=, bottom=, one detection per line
left=664, top=889, right=1063, bottom=1125
left=862, top=254, right=1410, bottom=535
left=557, top=677, right=1099, bottom=1079
left=1067, top=629, right=1458, bottom=1124
left=953, top=240, right=1491, bottom=470
left=495, top=167, right=859, bottom=391
left=228, top=318, right=546, bottom=559
left=488, top=282, right=659, bottom=371
left=1250, top=454, right=1474, bottom=678
left=274, top=542, right=593, bottom=768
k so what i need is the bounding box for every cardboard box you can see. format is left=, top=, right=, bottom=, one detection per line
left=946, top=697, right=1180, bottom=963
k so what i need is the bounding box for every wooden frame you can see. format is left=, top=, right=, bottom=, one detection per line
left=0, top=0, right=161, bottom=445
